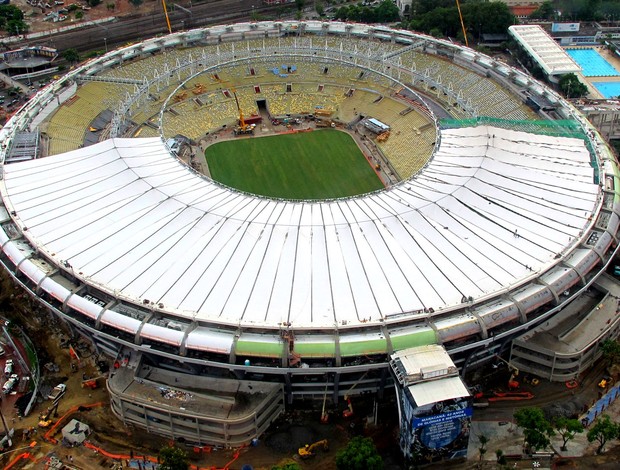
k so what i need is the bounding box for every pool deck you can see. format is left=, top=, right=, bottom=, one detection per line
left=580, top=47, right=620, bottom=98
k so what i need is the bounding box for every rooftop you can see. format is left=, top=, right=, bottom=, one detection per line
left=509, top=25, right=581, bottom=76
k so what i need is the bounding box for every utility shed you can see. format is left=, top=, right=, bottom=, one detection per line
left=61, top=419, right=91, bottom=445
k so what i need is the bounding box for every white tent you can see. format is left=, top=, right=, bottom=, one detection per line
left=61, top=419, right=90, bottom=445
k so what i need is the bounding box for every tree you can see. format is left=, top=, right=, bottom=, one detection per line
left=375, top=0, right=400, bottom=23
left=158, top=446, right=189, bottom=470
left=529, top=1, right=555, bottom=20
left=495, top=449, right=507, bottom=465
left=558, top=73, right=588, bottom=98
left=600, top=339, right=620, bottom=366
left=62, top=48, right=81, bottom=64
left=271, top=464, right=301, bottom=470
left=0, top=5, right=28, bottom=35
left=514, top=407, right=555, bottom=452
left=316, top=2, right=324, bottom=16
left=408, top=1, right=514, bottom=42
left=295, top=0, right=305, bottom=11
left=554, top=417, right=584, bottom=451
left=336, top=436, right=383, bottom=470
left=477, top=434, right=488, bottom=465
left=587, top=415, right=619, bottom=454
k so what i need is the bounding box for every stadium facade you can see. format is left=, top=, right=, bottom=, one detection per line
left=0, top=21, right=619, bottom=448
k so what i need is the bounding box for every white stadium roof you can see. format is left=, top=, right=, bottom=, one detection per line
left=509, top=25, right=581, bottom=76
left=1, top=126, right=597, bottom=328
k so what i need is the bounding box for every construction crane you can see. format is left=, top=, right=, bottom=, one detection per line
left=320, top=382, right=329, bottom=424
left=231, top=89, right=255, bottom=136
left=494, top=355, right=520, bottom=390
left=161, top=0, right=172, bottom=34
left=342, top=371, right=368, bottom=418
left=455, top=0, right=468, bottom=47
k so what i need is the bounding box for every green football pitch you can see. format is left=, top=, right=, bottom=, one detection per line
left=205, top=130, right=384, bottom=199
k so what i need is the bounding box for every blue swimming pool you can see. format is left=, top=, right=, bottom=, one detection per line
left=593, top=82, right=620, bottom=98
left=566, top=48, right=620, bottom=77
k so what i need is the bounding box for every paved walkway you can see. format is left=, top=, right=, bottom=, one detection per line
left=0, top=71, right=30, bottom=94
left=467, top=390, right=620, bottom=467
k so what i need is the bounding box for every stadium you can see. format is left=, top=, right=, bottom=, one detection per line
left=0, top=21, right=619, bottom=448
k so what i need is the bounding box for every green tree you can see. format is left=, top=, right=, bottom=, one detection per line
left=600, top=339, right=620, bottom=366
left=295, top=0, right=305, bottom=11
left=62, top=48, right=81, bottom=64
left=409, top=1, right=514, bottom=41
left=495, top=449, right=507, bottom=465
left=336, top=436, right=383, bottom=470
left=587, top=415, right=618, bottom=454
left=159, top=446, right=189, bottom=470
left=530, top=1, right=555, bottom=20
left=316, top=1, right=324, bottom=16
left=375, top=0, right=400, bottom=22
left=0, top=5, right=28, bottom=35
left=271, top=463, right=301, bottom=470
left=558, top=73, right=588, bottom=98
left=88, top=0, right=102, bottom=6
left=554, top=417, right=584, bottom=451
left=514, top=407, right=555, bottom=452
left=477, top=434, right=488, bottom=465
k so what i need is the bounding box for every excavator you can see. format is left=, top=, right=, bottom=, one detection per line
left=298, top=439, right=328, bottom=459
left=232, top=89, right=255, bottom=136
left=494, top=354, right=520, bottom=390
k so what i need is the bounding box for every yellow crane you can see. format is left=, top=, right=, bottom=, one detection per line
left=161, top=0, right=172, bottom=34
left=231, top=89, right=255, bottom=136
left=455, top=0, right=468, bottom=47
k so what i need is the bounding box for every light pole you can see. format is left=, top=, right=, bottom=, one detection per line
left=104, top=37, right=108, bottom=53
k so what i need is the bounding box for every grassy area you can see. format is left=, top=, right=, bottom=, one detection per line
left=205, top=129, right=383, bottom=199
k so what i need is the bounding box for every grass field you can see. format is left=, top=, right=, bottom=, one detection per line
left=205, top=130, right=384, bottom=199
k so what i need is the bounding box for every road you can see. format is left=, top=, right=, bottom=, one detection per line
left=19, top=0, right=273, bottom=53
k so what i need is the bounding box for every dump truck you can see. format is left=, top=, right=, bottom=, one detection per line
left=47, top=383, right=66, bottom=401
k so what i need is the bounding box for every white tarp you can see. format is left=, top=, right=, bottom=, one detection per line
left=408, top=376, right=470, bottom=407
left=0, top=127, right=598, bottom=328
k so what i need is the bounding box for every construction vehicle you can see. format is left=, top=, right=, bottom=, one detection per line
left=232, top=89, right=255, bottom=136
left=47, top=383, right=66, bottom=401
left=494, top=355, right=520, bottom=390
left=81, top=375, right=106, bottom=389
left=315, top=118, right=336, bottom=128
left=598, top=375, right=613, bottom=389
left=298, top=439, right=328, bottom=459
left=38, top=399, right=62, bottom=428
left=341, top=371, right=368, bottom=418
left=320, top=383, right=329, bottom=424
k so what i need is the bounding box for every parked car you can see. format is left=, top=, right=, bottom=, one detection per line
left=2, top=374, right=18, bottom=394
left=4, top=359, right=13, bottom=377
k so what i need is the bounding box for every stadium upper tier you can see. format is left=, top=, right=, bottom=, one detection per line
left=0, top=21, right=618, bottom=361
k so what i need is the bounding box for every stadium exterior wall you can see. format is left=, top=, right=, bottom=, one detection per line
left=0, top=21, right=619, bottom=444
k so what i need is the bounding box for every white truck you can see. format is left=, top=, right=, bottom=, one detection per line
left=2, top=374, right=18, bottom=394
left=47, top=383, right=66, bottom=401
left=3, top=359, right=13, bottom=377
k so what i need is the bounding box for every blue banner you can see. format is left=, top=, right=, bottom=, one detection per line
left=412, top=407, right=472, bottom=428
